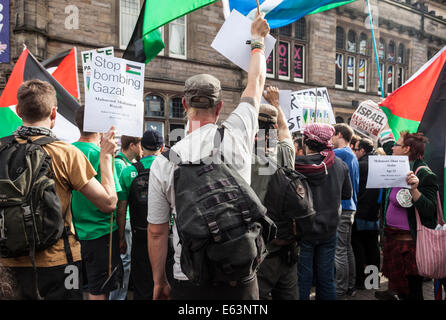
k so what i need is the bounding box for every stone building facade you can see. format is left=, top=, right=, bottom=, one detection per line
left=1, top=0, right=445, bottom=144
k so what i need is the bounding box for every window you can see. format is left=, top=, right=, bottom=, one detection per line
left=347, top=30, right=356, bottom=53
left=266, top=48, right=275, bottom=78
left=358, top=58, right=367, bottom=92
left=388, top=41, right=395, bottom=62
left=398, top=44, right=404, bottom=63
left=359, top=33, right=367, bottom=55
left=347, top=56, right=355, bottom=90
left=144, top=94, right=186, bottom=146
left=119, top=0, right=140, bottom=49
left=169, top=16, right=187, bottom=59
left=378, top=39, right=385, bottom=60
left=377, top=39, right=408, bottom=95
left=157, top=17, right=187, bottom=59
left=169, top=97, right=184, bottom=118
left=335, top=26, right=369, bottom=92
left=336, top=27, right=345, bottom=50
left=278, top=41, right=290, bottom=80
left=335, top=53, right=344, bottom=88
left=268, top=18, right=307, bottom=82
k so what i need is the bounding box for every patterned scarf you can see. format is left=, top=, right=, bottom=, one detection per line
left=13, top=126, right=57, bottom=139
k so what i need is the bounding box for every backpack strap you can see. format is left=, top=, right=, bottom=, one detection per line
left=115, top=154, right=126, bottom=163
left=31, top=136, right=57, bottom=146
left=133, top=161, right=147, bottom=175
left=0, top=135, right=17, bottom=150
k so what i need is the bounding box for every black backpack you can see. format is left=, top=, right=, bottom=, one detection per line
left=128, top=161, right=150, bottom=235
left=0, top=135, right=67, bottom=260
left=255, top=154, right=315, bottom=241
left=163, top=128, right=277, bottom=285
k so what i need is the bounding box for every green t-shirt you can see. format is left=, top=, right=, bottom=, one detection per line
left=118, top=155, right=157, bottom=201
left=71, top=142, right=122, bottom=241
left=115, top=152, right=132, bottom=220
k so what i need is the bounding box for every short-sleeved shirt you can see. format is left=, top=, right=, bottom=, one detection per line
left=0, top=136, right=96, bottom=267
left=71, top=142, right=122, bottom=241
left=118, top=155, right=157, bottom=201
left=115, top=151, right=132, bottom=220
left=147, top=99, right=258, bottom=280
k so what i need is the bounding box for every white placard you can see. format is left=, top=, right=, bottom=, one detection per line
left=287, top=88, right=336, bottom=133
left=211, top=9, right=276, bottom=72
left=81, top=47, right=114, bottom=93
left=260, top=90, right=292, bottom=119
left=350, top=100, right=387, bottom=141
left=366, top=155, right=410, bottom=189
left=84, top=52, right=145, bottom=137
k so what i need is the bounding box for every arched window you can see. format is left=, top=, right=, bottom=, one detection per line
left=359, top=33, right=367, bottom=55
left=145, top=95, right=164, bottom=117
left=294, top=18, right=306, bottom=40
left=336, top=27, right=345, bottom=50
left=388, top=41, right=395, bottom=62
left=398, top=44, right=405, bottom=63
left=378, top=39, right=385, bottom=60
left=169, top=97, right=184, bottom=119
left=347, top=30, right=356, bottom=53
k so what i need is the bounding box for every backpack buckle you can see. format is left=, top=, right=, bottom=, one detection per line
left=242, top=210, right=251, bottom=223
left=22, top=206, right=33, bottom=223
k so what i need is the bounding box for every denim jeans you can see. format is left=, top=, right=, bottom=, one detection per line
left=297, top=234, right=337, bottom=300
left=335, top=210, right=356, bottom=297
left=109, top=220, right=132, bottom=300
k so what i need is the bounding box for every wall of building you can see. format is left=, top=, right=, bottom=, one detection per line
left=0, top=0, right=445, bottom=133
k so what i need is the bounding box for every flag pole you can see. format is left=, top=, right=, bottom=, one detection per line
left=256, top=0, right=260, bottom=14
left=313, top=88, right=318, bottom=124
left=366, top=0, right=385, bottom=99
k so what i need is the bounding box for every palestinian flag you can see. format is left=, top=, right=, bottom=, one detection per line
left=126, top=64, right=142, bottom=76
left=0, top=49, right=81, bottom=142
left=42, top=47, right=80, bottom=99
left=122, top=0, right=165, bottom=64
left=123, top=0, right=218, bottom=63
left=380, top=46, right=446, bottom=211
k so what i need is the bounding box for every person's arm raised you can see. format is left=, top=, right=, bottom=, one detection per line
left=241, top=11, right=270, bottom=111
left=79, top=127, right=118, bottom=213
left=263, top=86, right=292, bottom=142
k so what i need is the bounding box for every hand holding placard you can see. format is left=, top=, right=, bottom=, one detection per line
left=366, top=155, right=410, bottom=189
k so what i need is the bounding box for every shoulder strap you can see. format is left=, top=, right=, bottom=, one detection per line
left=415, top=165, right=430, bottom=175
left=115, top=154, right=126, bottom=162
left=132, top=161, right=147, bottom=175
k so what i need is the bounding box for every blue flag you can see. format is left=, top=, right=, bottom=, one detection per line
left=223, top=0, right=357, bottom=29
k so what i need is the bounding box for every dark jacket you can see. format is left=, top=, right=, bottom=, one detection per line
left=356, top=152, right=381, bottom=221
left=295, top=154, right=352, bottom=241
left=382, top=141, right=438, bottom=241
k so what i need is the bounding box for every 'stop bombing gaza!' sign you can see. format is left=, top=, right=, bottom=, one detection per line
left=83, top=51, right=145, bottom=137
left=350, top=100, right=388, bottom=141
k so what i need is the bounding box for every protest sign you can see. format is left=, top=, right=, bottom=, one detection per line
left=287, top=88, right=335, bottom=133
left=81, top=47, right=114, bottom=93
left=84, top=52, right=145, bottom=137
left=350, top=100, right=387, bottom=141
left=211, top=9, right=276, bottom=72
left=260, top=90, right=292, bottom=119
left=366, top=155, right=410, bottom=189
